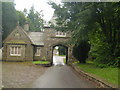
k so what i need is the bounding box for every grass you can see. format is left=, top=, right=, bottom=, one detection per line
left=63, top=58, right=66, bottom=64
left=33, top=61, right=50, bottom=64
left=59, top=55, right=66, bottom=56
left=75, top=62, right=119, bottom=86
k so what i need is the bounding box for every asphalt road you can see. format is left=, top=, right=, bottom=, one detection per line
left=53, top=56, right=65, bottom=66
left=29, top=56, right=96, bottom=88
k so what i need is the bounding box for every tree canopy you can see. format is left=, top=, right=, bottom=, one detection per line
left=16, top=10, right=27, bottom=27
left=49, top=2, right=120, bottom=67
left=27, top=6, right=44, bottom=32
left=2, top=3, right=44, bottom=41
left=2, top=2, right=18, bottom=40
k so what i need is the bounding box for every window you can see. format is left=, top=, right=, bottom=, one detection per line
left=10, top=46, right=21, bottom=56
left=35, top=48, right=41, bottom=56
left=55, top=31, right=66, bottom=37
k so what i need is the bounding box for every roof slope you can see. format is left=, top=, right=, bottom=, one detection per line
left=3, top=26, right=33, bottom=44
left=28, top=32, right=44, bottom=45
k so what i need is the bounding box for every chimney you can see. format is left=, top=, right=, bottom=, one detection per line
left=24, top=21, right=29, bottom=32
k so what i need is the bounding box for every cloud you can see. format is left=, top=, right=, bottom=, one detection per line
left=14, top=0, right=58, bottom=22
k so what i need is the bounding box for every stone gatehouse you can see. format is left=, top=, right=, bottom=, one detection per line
left=3, top=22, right=74, bottom=64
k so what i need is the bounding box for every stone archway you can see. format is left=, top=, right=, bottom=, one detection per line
left=48, top=42, right=73, bottom=65
left=52, top=44, right=68, bottom=65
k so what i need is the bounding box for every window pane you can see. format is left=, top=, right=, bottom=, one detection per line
left=15, top=47, right=17, bottom=54
left=11, top=47, right=14, bottom=54
left=35, top=48, right=41, bottom=56
left=10, top=46, right=21, bottom=56
left=18, top=47, right=21, bottom=54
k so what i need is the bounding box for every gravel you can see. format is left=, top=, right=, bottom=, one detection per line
left=2, top=62, right=48, bottom=88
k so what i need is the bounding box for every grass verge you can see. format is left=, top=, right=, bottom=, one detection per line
left=63, top=58, right=66, bottom=64
left=59, top=55, right=66, bottom=56
left=33, top=61, right=50, bottom=64
left=75, top=62, right=118, bottom=86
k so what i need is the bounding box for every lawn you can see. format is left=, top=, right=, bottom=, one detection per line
left=76, top=62, right=119, bottom=86
left=59, top=55, right=66, bottom=56
left=63, top=58, right=66, bottom=63
left=33, top=61, right=50, bottom=64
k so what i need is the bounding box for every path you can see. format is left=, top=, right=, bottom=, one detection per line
left=29, top=56, right=96, bottom=88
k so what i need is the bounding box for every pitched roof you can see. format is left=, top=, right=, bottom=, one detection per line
left=28, top=32, right=44, bottom=46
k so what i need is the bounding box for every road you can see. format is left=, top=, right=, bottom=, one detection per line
left=29, top=56, right=96, bottom=88
left=53, top=56, right=65, bottom=66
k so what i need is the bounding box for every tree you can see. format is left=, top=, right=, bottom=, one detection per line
left=49, top=2, right=120, bottom=67
left=2, top=2, right=18, bottom=40
left=16, top=10, right=26, bottom=27
left=73, top=41, right=90, bottom=63
left=58, top=46, right=66, bottom=55
left=27, top=6, right=44, bottom=32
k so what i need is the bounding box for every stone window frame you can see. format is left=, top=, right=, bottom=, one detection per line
left=10, top=46, right=21, bottom=56
left=35, top=47, right=41, bottom=56
left=55, top=31, right=66, bottom=37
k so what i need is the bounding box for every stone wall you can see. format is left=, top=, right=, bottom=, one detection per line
left=41, top=27, right=74, bottom=64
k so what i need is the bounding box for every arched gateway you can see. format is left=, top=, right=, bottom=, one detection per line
left=3, top=25, right=74, bottom=64
left=41, top=26, right=74, bottom=64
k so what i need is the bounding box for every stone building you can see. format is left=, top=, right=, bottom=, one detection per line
left=2, top=16, right=74, bottom=64
left=3, top=25, right=74, bottom=64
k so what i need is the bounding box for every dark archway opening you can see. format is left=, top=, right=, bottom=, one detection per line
left=52, top=45, right=68, bottom=65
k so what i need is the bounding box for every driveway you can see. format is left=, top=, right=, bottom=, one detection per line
left=2, top=62, right=47, bottom=88
left=29, top=56, right=96, bottom=88
left=53, top=56, right=65, bottom=66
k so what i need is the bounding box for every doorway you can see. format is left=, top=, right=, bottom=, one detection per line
left=52, top=45, right=68, bottom=66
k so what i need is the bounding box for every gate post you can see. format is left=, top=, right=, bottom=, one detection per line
left=68, top=46, right=74, bottom=64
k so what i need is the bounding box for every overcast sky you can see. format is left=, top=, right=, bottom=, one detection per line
left=14, top=0, right=61, bottom=22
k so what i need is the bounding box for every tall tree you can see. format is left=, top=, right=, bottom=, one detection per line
left=27, top=6, right=44, bottom=32
left=49, top=2, right=120, bottom=67
left=2, top=2, right=18, bottom=40
left=16, top=10, right=26, bottom=27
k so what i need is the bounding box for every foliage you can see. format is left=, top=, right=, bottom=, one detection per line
left=2, top=2, right=18, bottom=40
left=73, top=40, right=90, bottom=63
left=16, top=10, right=27, bottom=27
left=49, top=2, right=120, bottom=67
left=27, top=6, right=44, bottom=32
left=42, top=56, right=46, bottom=60
left=58, top=46, right=66, bottom=55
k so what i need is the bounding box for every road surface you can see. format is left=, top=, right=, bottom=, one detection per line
left=53, top=56, right=65, bottom=66
left=29, top=56, right=96, bottom=88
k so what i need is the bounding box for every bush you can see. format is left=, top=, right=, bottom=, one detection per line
left=91, top=42, right=119, bottom=67
left=73, top=40, right=90, bottom=63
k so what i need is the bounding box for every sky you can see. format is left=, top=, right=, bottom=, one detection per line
left=14, top=0, right=61, bottom=22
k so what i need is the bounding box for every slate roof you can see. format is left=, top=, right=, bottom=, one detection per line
left=28, top=32, right=44, bottom=46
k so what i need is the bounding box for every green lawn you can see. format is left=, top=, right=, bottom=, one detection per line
left=63, top=58, right=66, bottom=63
left=59, top=55, right=66, bottom=56
left=76, top=62, right=119, bottom=86
left=33, top=61, right=50, bottom=64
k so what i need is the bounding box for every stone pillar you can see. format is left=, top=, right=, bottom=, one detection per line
left=68, top=46, right=75, bottom=64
